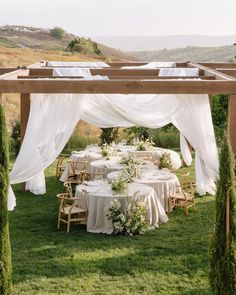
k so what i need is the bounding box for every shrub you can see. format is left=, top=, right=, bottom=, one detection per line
left=10, top=120, right=21, bottom=156
left=67, top=38, right=102, bottom=56
left=0, top=105, right=12, bottom=295
left=209, top=137, right=236, bottom=294
left=100, top=128, right=119, bottom=145
left=63, top=128, right=98, bottom=153
left=150, top=128, right=179, bottom=149
left=50, top=27, right=65, bottom=39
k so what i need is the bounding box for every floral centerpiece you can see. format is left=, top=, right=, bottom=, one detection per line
left=101, top=143, right=114, bottom=160
left=119, top=155, right=143, bottom=181
left=107, top=197, right=148, bottom=236
left=109, top=174, right=128, bottom=194
left=158, top=152, right=172, bottom=169
left=134, top=137, right=155, bottom=151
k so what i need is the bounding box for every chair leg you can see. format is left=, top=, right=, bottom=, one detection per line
left=67, top=216, right=71, bottom=233
left=57, top=211, right=61, bottom=229
left=185, top=205, right=188, bottom=216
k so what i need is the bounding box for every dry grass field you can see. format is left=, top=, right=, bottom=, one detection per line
left=0, top=47, right=101, bottom=136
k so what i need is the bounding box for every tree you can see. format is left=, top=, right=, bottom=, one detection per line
left=10, top=120, right=21, bottom=156
left=209, top=137, right=236, bottom=294
left=0, top=105, right=12, bottom=294
left=100, top=128, right=119, bottom=145
left=50, top=27, right=65, bottom=39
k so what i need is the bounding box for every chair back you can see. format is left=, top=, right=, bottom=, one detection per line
left=68, top=160, right=89, bottom=174
left=64, top=181, right=73, bottom=198
left=88, top=173, right=104, bottom=181
left=181, top=182, right=196, bottom=199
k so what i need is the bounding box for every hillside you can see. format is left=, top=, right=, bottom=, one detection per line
left=93, top=35, right=236, bottom=51
left=0, top=25, right=136, bottom=61
left=130, top=45, right=236, bottom=62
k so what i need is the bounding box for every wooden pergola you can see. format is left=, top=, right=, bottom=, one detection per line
left=0, top=61, right=236, bottom=152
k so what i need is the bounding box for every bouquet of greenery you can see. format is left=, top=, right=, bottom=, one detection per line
left=101, top=143, right=114, bottom=160
left=120, top=154, right=142, bottom=166
left=134, top=137, right=155, bottom=151
left=107, top=197, right=148, bottom=236
left=159, top=152, right=172, bottom=169
left=109, top=175, right=128, bottom=194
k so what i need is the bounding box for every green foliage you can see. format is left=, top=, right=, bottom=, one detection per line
left=150, top=128, right=180, bottom=149
left=63, top=129, right=98, bottom=153
left=124, top=126, right=150, bottom=143
left=10, top=121, right=20, bottom=157
left=67, top=38, right=101, bottom=56
left=159, top=152, right=172, bottom=169
left=107, top=198, right=148, bottom=236
left=0, top=106, right=12, bottom=295
left=100, top=128, right=119, bottom=145
left=211, top=95, right=228, bottom=143
left=209, top=138, right=236, bottom=294
left=50, top=27, right=65, bottom=39
left=109, top=175, right=128, bottom=195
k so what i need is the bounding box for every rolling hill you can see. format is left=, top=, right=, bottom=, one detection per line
left=130, top=45, right=236, bottom=63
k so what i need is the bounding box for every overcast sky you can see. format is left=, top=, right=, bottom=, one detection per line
left=1, top=0, right=236, bottom=36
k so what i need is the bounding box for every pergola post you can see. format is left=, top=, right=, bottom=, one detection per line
left=20, top=93, right=31, bottom=190
left=227, top=95, right=236, bottom=154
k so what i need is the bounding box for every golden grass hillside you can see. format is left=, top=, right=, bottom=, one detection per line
left=0, top=47, right=101, bottom=137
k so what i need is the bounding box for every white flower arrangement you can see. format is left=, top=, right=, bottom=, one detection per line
left=107, top=197, right=148, bottom=236
left=109, top=174, right=128, bottom=194
left=101, top=143, right=115, bottom=160
left=133, top=137, right=155, bottom=151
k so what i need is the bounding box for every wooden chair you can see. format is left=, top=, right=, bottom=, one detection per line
left=55, top=154, right=67, bottom=178
left=63, top=181, right=73, bottom=198
left=57, top=193, right=87, bottom=233
left=87, top=172, right=104, bottom=181
left=176, top=171, right=190, bottom=184
left=168, top=181, right=196, bottom=215
left=67, top=160, right=89, bottom=181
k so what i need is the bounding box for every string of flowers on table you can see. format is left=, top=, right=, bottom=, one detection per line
left=100, top=143, right=115, bottom=160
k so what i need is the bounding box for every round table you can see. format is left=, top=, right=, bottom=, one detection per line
left=60, top=151, right=102, bottom=182
left=116, top=145, right=181, bottom=170
left=89, top=157, right=154, bottom=177
left=75, top=181, right=168, bottom=234
left=107, top=169, right=179, bottom=212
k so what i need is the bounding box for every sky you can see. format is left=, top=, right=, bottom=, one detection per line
left=1, top=0, right=236, bottom=37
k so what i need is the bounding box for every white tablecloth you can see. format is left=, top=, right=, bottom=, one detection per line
left=76, top=181, right=168, bottom=234
left=60, top=151, right=102, bottom=182
left=89, top=157, right=154, bottom=177
left=107, top=169, right=179, bottom=212
left=114, top=145, right=181, bottom=170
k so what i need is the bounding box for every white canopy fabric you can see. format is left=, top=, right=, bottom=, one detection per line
left=7, top=66, right=219, bottom=210
left=122, top=62, right=176, bottom=69
left=47, top=61, right=109, bottom=67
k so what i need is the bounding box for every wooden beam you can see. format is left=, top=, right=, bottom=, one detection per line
left=17, top=75, right=216, bottom=80
left=0, top=68, right=19, bottom=75
left=187, top=62, right=235, bottom=81
left=200, top=63, right=236, bottom=69
left=228, top=94, right=236, bottom=154
left=29, top=67, right=203, bottom=77
left=215, top=69, right=236, bottom=77
left=20, top=93, right=31, bottom=143
left=1, top=79, right=236, bottom=94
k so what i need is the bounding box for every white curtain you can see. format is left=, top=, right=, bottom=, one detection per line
left=8, top=94, right=84, bottom=210
left=47, top=61, right=109, bottom=67
left=122, top=62, right=176, bottom=69
left=8, top=68, right=219, bottom=210
left=158, top=67, right=197, bottom=166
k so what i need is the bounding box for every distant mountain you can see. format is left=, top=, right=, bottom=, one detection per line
left=0, top=25, right=136, bottom=61
left=92, top=35, right=236, bottom=52
left=131, top=46, right=236, bottom=62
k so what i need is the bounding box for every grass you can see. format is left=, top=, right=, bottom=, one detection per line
left=9, top=160, right=215, bottom=295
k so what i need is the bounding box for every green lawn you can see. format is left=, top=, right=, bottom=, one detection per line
left=9, top=162, right=215, bottom=295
